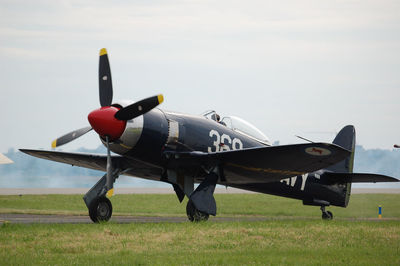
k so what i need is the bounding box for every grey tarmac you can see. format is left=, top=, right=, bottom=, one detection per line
left=1, top=213, right=399, bottom=224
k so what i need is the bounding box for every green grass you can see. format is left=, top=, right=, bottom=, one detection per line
left=0, top=193, right=399, bottom=265
left=0, top=193, right=399, bottom=219
left=0, top=220, right=399, bottom=265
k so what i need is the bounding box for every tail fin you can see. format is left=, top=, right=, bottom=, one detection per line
left=325, top=125, right=355, bottom=207
left=325, top=125, right=356, bottom=173
left=315, top=125, right=398, bottom=208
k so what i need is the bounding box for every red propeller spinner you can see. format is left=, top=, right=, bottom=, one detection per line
left=88, top=106, right=127, bottom=140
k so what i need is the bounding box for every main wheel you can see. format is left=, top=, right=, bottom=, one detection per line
left=186, top=200, right=209, bottom=222
left=322, top=210, right=333, bottom=220
left=89, top=197, right=113, bottom=223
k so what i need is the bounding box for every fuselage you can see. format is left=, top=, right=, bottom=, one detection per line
left=105, top=104, right=268, bottom=166
left=103, top=103, right=349, bottom=208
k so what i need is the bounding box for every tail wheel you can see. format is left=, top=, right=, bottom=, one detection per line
left=89, top=197, right=113, bottom=223
left=186, top=200, right=209, bottom=222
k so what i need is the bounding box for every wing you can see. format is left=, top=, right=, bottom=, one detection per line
left=21, top=142, right=349, bottom=185
left=19, top=149, right=162, bottom=181
left=166, top=142, right=350, bottom=184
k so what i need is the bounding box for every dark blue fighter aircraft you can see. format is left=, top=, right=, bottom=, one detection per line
left=21, top=49, right=399, bottom=223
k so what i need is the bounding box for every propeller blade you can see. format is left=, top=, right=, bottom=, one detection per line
left=51, top=126, right=93, bottom=148
left=114, top=94, right=164, bottom=120
left=105, top=136, right=114, bottom=198
left=99, top=48, right=113, bottom=107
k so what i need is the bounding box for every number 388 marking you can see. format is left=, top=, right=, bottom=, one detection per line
left=207, top=130, right=243, bottom=152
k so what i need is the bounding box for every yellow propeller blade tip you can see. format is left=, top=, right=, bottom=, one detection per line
left=100, top=48, right=107, bottom=56
left=106, top=188, right=114, bottom=198
left=51, top=140, right=57, bottom=149
left=157, top=94, right=164, bottom=104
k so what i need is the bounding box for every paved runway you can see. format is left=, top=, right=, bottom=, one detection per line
left=1, top=213, right=398, bottom=224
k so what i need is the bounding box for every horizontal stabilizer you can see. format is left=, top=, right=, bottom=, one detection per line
left=325, top=172, right=399, bottom=183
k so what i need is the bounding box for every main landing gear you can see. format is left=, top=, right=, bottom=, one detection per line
left=185, top=172, right=218, bottom=222
left=83, top=172, right=117, bottom=223
left=88, top=197, right=113, bottom=223
left=320, top=206, right=333, bottom=220
left=186, top=199, right=209, bottom=222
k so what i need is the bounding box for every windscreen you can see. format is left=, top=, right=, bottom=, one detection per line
left=221, top=116, right=270, bottom=144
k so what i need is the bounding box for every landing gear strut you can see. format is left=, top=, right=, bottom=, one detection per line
left=186, top=199, right=209, bottom=222
left=320, top=206, right=333, bottom=220
left=89, top=197, right=113, bottom=223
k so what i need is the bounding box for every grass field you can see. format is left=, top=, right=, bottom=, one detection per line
left=0, top=193, right=399, bottom=219
left=0, top=193, right=399, bottom=265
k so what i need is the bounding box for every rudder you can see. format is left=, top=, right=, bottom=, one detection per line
left=325, top=125, right=355, bottom=207
left=326, top=125, right=356, bottom=173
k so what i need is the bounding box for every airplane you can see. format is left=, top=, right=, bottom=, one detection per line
left=0, top=153, right=13, bottom=164
left=20, top=49, right=399, bottom=223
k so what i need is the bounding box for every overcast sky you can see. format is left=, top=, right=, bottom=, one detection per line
left=1, top=0, right=399, bottom=153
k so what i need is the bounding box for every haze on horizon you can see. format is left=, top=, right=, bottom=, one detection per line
left=1, top=1, right=399, bottom=153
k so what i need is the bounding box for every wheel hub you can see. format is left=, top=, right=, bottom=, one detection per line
left=98, top=201, right=110, bottom=218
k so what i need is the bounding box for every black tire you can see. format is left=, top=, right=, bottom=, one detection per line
left=322, top=211, right=333, bottom=220
left=89, top=197, right=113, bottom=223
left=186, top=200, right=209, bottom=222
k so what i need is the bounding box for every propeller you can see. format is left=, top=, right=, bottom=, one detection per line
left=51, top=126, right=93, bottom=148
left=99, top=48, right=113, bottom=107
left=51, top=48, right=164, bottom=197
left=115, top=95, right=164, bottom=120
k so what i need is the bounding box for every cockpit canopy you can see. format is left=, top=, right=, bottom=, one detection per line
left=202, top=110, right=270, bottom=145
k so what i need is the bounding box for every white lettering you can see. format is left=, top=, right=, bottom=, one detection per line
left=208, top=130, right=243, bottom=152
left=220, top=134, right=232, bottom=151
left=301, top=174, right=308, bottom=191
left=208, top=130, right=220, bottom=153
left=232, top=138, right=243, bottom=150
left=280, top=178, right=290, bottom=185
left=290, top=176, right=297, bottom=187
left=280, top=174, right=308, bottom=191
